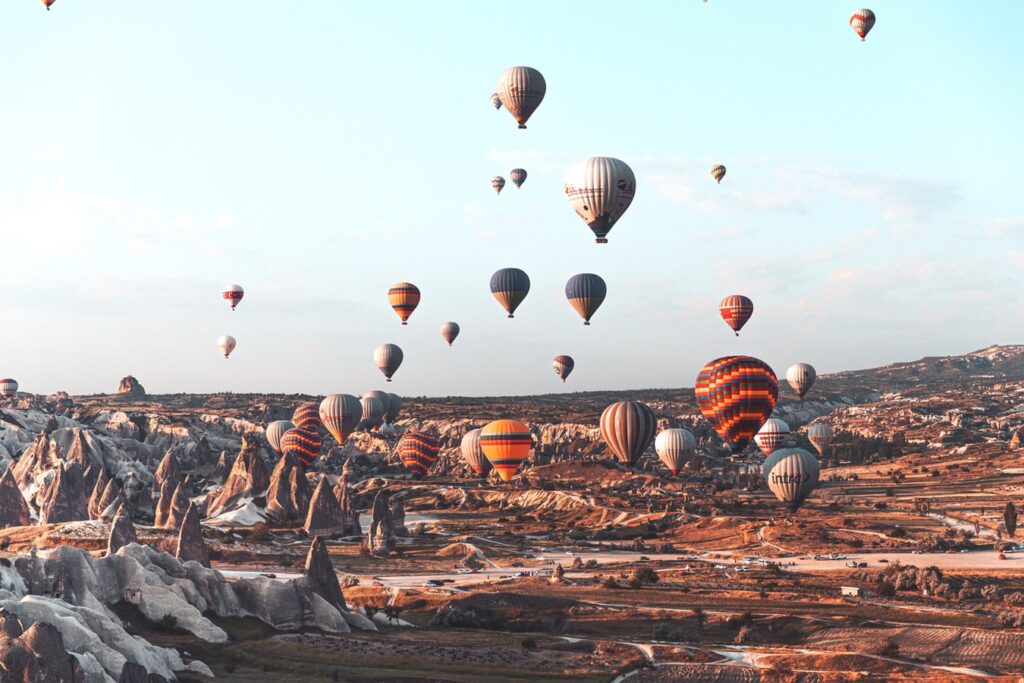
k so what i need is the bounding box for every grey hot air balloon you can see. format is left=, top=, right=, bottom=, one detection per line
left=764, top=447, right=820, bottom=512
left=319, top=394, right=362, bottom=446
left=496, top=66, right=546, bottom=129
left=265, top=420, right=294, bottom=455
left=360, top=395, right=385, bottom=430
left=600, top=401, right=657, bottom=466
left=655, top=428, right=696, bottom=475
left=565, top=273, right=607, bottom=325
left=460, top=428, right=492, bottom=478
left=386, top=393, right=402, bottom=423
left=807, top=423, right=834, bottom=456
left=490, top=268, right=530, bottom=318
left=564, top=157, right=636, bottom=243
left=711, top=164, right=727, bottom=184
left=441, top=322, right=460, bottom=346
left=490, top=92, right=502, bottom=110
left=0, top=378, right=18, bottom=400
left=510, top=168, right=527, bottom=188
left=786, top=363, right=817, bottom=399
left=552, top=355, right=574, bottom=382
left=374, top=344, right=403, bottom=382
left=492, top=176, right=506, bottom=195
left=754, top=418, right=791, bottom=457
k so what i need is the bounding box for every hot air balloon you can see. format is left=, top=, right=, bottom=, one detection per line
left=398, top=431, right=440, bottom=478
left=292, top=402, right=321, bottom=432
left=319, top=394, right=361, bottom=446
left=386, top=393, right=403, bottom=422
left=849, top=9, right=875, bottom=41
left=42, top=0, right=56, bottom=9
left=786, top=363, right=817, bottom=399
left=719, top=295, right=753, bottom=336
left=480, top=419, right=532, bottom=482
left=565, top=273, right=607, bottom=325
left=363, top=391, right=392, bottom=422
left=0, top=378, right=18, bottom=400
left=600, top=401, right=657, bottom=466
left=387, top=282, right=420, bottom=325
left=764, top=448, right=820, bottom=512
left=222, top=284, right=244, bottom=311
left=460, top=428, right=492, bottom=477
left=374, top=344, right=403, bottom=382
left=217, top=335, right=236, bottom=359
left=655, top=428, right=696, bottom=475
left=711, top=165, right=727, bottom=184
left=754, top=418, right=791, bottom=458
left=695, top=356, right=779, bottom=453
left=265, top=420, right=294, bottom=455
left=552, top=355, right=574, bottom=382
left=357, top=395, right=384, bottom=431
left=490, top=92, right=502, bottom=110
left=807, top=423, right=834, bottom=456
left=496, top=66, right=546, bottom=129
left=564, top=157, right=636, bottom=244
left=441, top=322, right=460, bottom=346
left=492, top=176, right=506, bottom=195
left=490, top=268, right=530, bottom=318
left=510, top=168, right=527, bottom=188
left=282, top=427, right=322, bottom=471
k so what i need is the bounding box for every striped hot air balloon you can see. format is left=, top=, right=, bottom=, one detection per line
left=496, top=66, right=546, bottom=129
left=600, top=401, right=657, bottom=466
left=695, top=356, right=779, bottom=453
left=292, top=402, right=321, bottom=432
left=480, top=419, right=533, bottom=482
left=386, top=393, right=402, bottom=422
left=490, top=268, right=530, bottom=318
left=490, top=92, right=502, bottom=110
left=492, top=176, right=506, bottom=195
left=564, top=157, right=636, bottom=244
left=217, top=335, right=236, bottom=359
left=510, top=168, right=527, bottom=188
left=460, top=428, right=492, bottom=477
left=754, top=418, right=790, bottom=457
left=764, top=448, right=820, bottom=512
left=711, top=164, right=727, bottom=184
left=807, top=423, right=834, bottom=456
left=0, top=378, right=18, bottom=400
left=719, top=295, right=754, bottom=336
left=222, top=284, right=244, bottom=311
left=786, top=363, right=816, bottom=399
left=281, top=427, right=322, bottom=471
left=374, top=343, right=403, bottom=382
left=849, top=9, right=875, bottom=41
left=655, top=428, right=696, bottom=475
left=363, top=391, right=393, bottom=423
left=265, top=420, right=294, bottom=455
left=398, top=431, right=440, bottom=479
left=553, top=355, right=574, bottom=382
left=565, top=273, right=607, bottom=325
left=319, top=394, right=361, bottom=446
left=441, top=322, right=460, bottom=346
left=360, top=395, right=385, bottom=430
left=387, top=282, right=420, bottom=325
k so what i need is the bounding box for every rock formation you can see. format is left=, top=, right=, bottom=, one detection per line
left=205, top=435, right=270, bottom=518
left=211, top=450, right=230, bottom=483
left=391, top=496, right=408, bottom=536
left=305, top=536, right=348, bottom=610
left=304, top=478, right=345, bottom=537
left=38, top=463, right=89, bottom=525
left=266, top=452, right=312, bottom=526
left=117, top=375, right=146, bottom=397
left=551, top=562, right=565, bottom=584
left=86, top=466, right=110, bottom=519
left=0, top=613, right=86, bottom=682
left=163, top=481, right=191, bottom=530
left=175, top=503, right=210, bottom=567
left=334, top=479, right=361, bottom=536
left=90, top=475, right=122, bottom=521
left=11, top=432, right=59, bottom=493
left=154, top=450, right=180, bottom=488
left=190, top=436, right=214, bottom=468
left=367, top=490, right=396, bottom=556
left=153, top=479, right=175, bottom=528
left=107, top=504, right=138, bottom=555
left=0, top=469, right=31, bottom=528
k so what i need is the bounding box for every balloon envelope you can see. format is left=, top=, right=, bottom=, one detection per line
left=510, top=168, right=527, bottom=188
left=850, top=9, right=875, bottom=40
left=441, top=322, right=460, bottom=346
left=719, top=295, right=753, bottom=336
left=711, top=165, right=727, bottom=184
left=564, top=157, right=636, bottom=243
left=265, top=420, right=294, bottom=455
left=490, top=92, right=502, bottom=110
left=565, top=273, right=607, bottom=325
left=217, top=335, right=236, bottom=358
left=765, top=448, right=820, bottom=512
left=0, top=378, right=18, bottom=399
left=492, top=176, right=506, bottom=194
left=359, top=395, right=385, bottom=430
left=374, top=344, right=404, bottom=381
left=655, top=428, right=696, bottom=475
left=387, top=282, right=420, bottom=325
left=363, top=391, right=393, bottom=422
left=222, top=284, right=244, bottom=310
left=282, top=427, right=322, bottom=471
left=292, top=402, right=322, bottom=432
left=460, top=428, right=492, bottom=477
left=398, top=431, right=440, bottom=478
left=695, top=356, right=779, bottom=453
left=319, top=394, right=361, bottom=446
left=386, top=393, right=403, bottom=422
left=480, top=419, right=532, bottom=482
left=496, top=66, right=546, bottom=129
left=600, top=401, right=657, bottom=465
left=490, top=268, right=530, bottom=318
left=786, top=363, right=816, bottom=399
left=754, top=418, right=791, bottom=457
left=807, top=423, right=834, bottom=455
left=553, top=355, right=574, bottom=382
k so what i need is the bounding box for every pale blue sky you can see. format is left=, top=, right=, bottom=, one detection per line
left=1, top=1, right=1021, bottom=396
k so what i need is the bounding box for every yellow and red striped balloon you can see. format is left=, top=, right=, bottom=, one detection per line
left=695, top=356, right=778, bottom=453
left=387, top=282, right=420, bottom=325
left=398, top=431, right=440, bottom=479
left=479, top=419, right=532, bottom=482
left=292, top=402, right=321, bottom=433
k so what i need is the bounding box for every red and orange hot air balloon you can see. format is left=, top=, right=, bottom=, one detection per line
left=479, top=419, right=532, bottom=482
left=281, top=426, right=322, bottom=471
left=387, top=282, right=420, bottom=325
left=398, top=431, right=440, bottom=478
left=849, top=9, right=876, bottom=41
left=719, top=295, right=753, bottom=336
left=695, top=356, right=779, bottom=454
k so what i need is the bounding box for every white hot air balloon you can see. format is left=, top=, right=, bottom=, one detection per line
left=496, top=66, right=546, bottom=129
left=754, top=418, right=791, bottom=457
left=460, top=428, right=492, bottom=477
left=360, top=395, right=385, bottom=430
left=564, top=157, right=636, bottom=243
left=374, top=344, right=403, bottom=382
left=490, top=92, right=502, bottom=110
left=786, top=363, right=817, bottom=399
left=764, top=448, right=820, bottom=512
left=217, top=335, right=236, bottom=359
left=265, top=420, right=294, bottom=455
left=655, top=428, right=696, bottom=475
left=807, top=423, right=834, bottom=456
left=222, top=284, right=244, bottom=311
left=0, top=378, right=18, bottom=400
left=319, top=394, right=362, bottom=445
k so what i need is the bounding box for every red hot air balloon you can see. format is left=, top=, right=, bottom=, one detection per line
left=695, top=356, right=779, bottom=454
left=849, top=9, right=876, bottom=41
left=398, top=431, right=440, bottom=479
left=719, top=295, right=753, bottom=336
left=222, top=284, right=244, bottom=311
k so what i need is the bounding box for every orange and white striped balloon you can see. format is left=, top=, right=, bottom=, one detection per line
left=387, top=282, right=420, bottom=324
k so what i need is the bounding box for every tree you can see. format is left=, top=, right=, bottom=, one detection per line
left=1005, top=502, right=1018, bottom=538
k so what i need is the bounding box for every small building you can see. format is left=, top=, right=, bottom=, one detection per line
left=841, top=586, right=863, bottom=598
